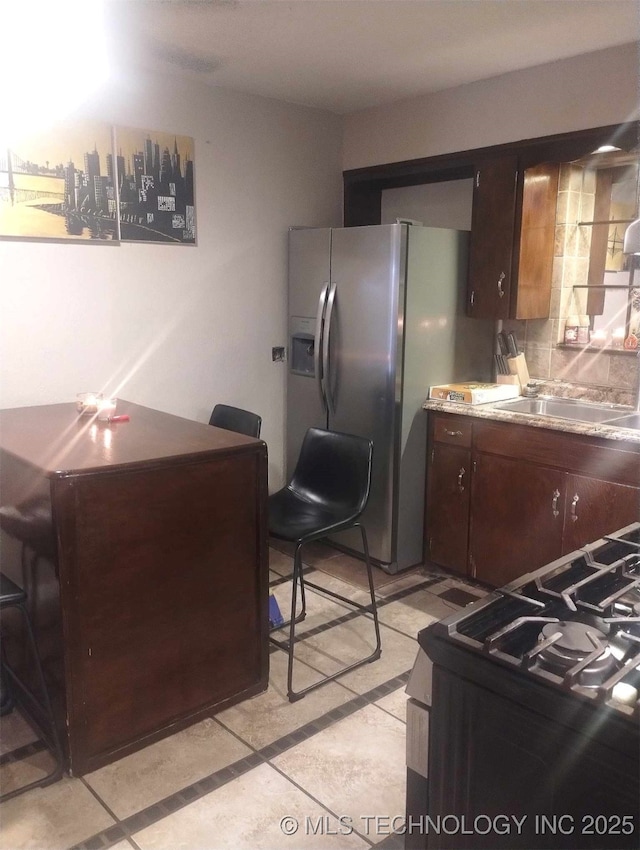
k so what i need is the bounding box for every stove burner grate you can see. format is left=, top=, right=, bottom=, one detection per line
left=535, top=621, right=618, bottom=687
left=531, top=552, right=640, bottom=615
left=440, top=524, right=640, bottom=716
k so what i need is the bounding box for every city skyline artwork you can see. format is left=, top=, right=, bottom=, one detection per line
left=0, top=121, right=119, bottom=242
left=0, top=122, right=197, bottom=245
left=114, top=126, right=196, bottom=244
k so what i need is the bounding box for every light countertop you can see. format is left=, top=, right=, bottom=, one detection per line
left=422, top=398, right=640, bottom=446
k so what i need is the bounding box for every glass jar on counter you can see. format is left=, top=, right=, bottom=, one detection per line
left=577, top=316, right=590, bottom=345
left=564, top=316, right=579, bottom=344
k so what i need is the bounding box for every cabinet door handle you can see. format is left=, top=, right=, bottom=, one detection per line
left=445, top=429, right=463, bottom=437
left=551, top=489, right=560, bottom=518
left=457, top=467, right=466, bottom=492
left=497, top=271, right=506, bottom=298
left=570, top=493, right=579, bottom=522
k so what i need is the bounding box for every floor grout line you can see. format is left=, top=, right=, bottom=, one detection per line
left=270, top=568, right=444, bottom=696
left=6, top=550, right=471, bottom=850
left=268, top=573, right=453, bottom=654
left=2, top=587, right=451, bottom=850
left=265, top=758, right=379, bottom=848
left=0, top=737, right=47, bottom=765
left=79, top=774, right=121, bottom=821
left=66, top=671, right=411, bottom=850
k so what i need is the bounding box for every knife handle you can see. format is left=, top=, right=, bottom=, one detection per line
left=506, top=332, right=519, bottom=357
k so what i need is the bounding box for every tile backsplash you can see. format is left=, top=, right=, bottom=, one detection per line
left=502, top=162, right=638, bottom=405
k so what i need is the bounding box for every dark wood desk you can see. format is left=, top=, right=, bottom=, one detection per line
left=0, top=400, right=268, bottom=775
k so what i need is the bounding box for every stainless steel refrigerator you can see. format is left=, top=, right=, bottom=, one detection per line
left=286, top=223, right=493, bottom=573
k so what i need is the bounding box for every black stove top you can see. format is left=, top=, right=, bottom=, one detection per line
left=430, top=522, right=640, bottom=718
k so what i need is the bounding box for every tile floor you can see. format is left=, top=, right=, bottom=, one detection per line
left=0, top=543, right=486, bottom=850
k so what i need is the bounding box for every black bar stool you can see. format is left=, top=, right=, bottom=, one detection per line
left=268, top=427, right=382, bottom=702
left=0, top=497, right=57, bottom=630
left=0, top=572, right=64, bottom=801
left=209, top=404, right=262, bottom=438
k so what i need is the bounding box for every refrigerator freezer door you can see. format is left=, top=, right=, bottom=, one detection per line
left=286, top=228, right=332, bottom=479
left=327, top=224, right=405, bottom=567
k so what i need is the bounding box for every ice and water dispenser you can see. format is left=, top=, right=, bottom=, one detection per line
left=290, top=317, right=316, bottom=376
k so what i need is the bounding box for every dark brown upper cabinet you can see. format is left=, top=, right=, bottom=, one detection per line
left=467, top=156, right=517, bottom=319
left=343, top=122, right=638, bottom=316
left=467, top=157, right=559, bottom=320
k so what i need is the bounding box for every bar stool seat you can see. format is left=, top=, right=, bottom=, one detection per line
left=269, top=489, right=347, bottom=542
left=0, top=572, right=64, bottom=801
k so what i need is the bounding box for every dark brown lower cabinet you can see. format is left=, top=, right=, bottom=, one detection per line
left=426, top=412, right=640, bottom=586
left=427, top=444, right=470, bottom=574
left=562, top=474, right=640, bottom=553
left=469, top=453, right=564, bottom=587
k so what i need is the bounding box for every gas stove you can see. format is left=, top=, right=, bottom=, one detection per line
left=416, top=524, right=640, bottom=850
left=432, top=522, right=640, bottom=717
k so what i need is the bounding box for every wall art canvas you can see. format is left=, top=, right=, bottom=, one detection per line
left=0, top=121, right=119, bottom=242
left=114, top=126, right=196, bottom=244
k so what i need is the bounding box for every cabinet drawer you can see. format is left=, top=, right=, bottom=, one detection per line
left=474, top=419, right=640, bottom=488
left=432, top=414, right=472, bottom=448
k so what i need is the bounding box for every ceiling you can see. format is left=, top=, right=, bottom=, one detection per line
left=104, top=0, right=640, bottom=115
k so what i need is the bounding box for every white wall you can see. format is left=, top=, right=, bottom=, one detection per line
left=343, top=43, right=640, bottom=170
left=381, top=180, right=474, bottom=230
left=0, top=70, right=343, bottom=489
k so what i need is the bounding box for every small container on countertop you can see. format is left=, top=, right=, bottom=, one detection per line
left=577, top=316, right=590, bottom=345
left=564, top=316, right=580, bottom=344
left=76, top=393, right=103, bottom=415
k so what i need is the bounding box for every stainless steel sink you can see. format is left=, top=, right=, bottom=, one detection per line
left=604, top=412, right=640, bottom=431
left=493, top=396, right=623, bottom=424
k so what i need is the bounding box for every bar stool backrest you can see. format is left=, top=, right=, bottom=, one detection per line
left=208, top=404, right=262, bottom=439
left=288, top=427, right=373, bottom=521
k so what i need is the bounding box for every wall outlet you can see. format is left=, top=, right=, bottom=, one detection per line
left=272, top=346, right=286, bottom=362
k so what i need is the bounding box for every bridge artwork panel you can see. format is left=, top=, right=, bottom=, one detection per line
left=1, top=121, right=119, bottom=242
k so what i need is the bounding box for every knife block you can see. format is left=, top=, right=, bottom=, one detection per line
left=507, top=353, right=530, bottom=390
left=497, top=374, right=521, bottom=390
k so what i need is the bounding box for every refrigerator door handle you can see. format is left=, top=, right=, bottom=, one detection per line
left=314, top=283, right=329, bottom=411
left=323, top=280, right=337, bottom=415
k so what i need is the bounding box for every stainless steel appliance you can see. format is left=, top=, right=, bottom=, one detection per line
left=287, top=224, right=492, bottom=573
left=411, top=523, right=640, bottom=849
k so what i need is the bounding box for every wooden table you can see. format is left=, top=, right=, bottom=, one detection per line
left=0, top=400, right=268, bottom=775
